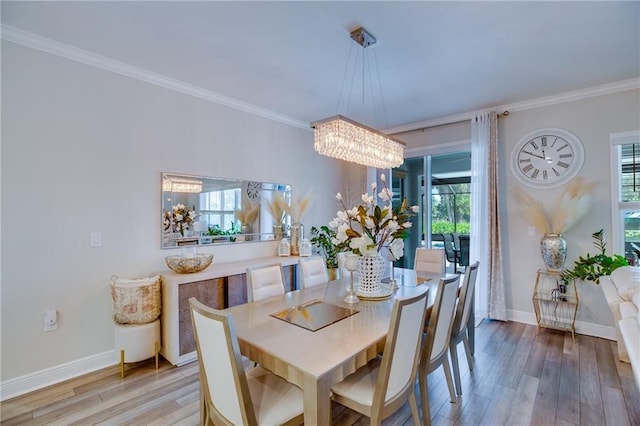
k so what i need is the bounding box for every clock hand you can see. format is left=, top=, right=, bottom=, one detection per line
left=523, top=150, right=546, bottom=160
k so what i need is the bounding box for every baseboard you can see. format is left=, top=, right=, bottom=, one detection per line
left=0, top=350, right=118, bottom=401
left=507, top=309, right=617, bottom=341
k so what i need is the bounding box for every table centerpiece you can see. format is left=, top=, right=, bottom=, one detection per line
left=329, top=174, right=418, bottom=298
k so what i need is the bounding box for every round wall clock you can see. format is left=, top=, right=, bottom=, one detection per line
left=246, top=181, right=261, bottom=200
left=510, top=128, right=585, bottom=188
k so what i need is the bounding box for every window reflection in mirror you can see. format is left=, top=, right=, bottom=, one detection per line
left=161, top=173, right=291, bottom=249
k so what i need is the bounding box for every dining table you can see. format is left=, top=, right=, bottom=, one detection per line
left=224, top=267, right=463, bottom=426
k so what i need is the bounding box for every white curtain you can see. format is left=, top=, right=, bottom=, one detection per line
left=470, top=112, right=507, bottom=321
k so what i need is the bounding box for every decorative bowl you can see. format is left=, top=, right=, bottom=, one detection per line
left=165, top=254, right=214, bottom=274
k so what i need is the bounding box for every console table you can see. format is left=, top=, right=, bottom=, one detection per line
left=160, top=256, right=299, bottom=366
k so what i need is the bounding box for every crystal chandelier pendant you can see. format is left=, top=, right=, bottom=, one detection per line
left=310, top=27, right=405, bottom=169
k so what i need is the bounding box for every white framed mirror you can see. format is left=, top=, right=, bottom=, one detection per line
left=161, top=172, right=291, bottom=249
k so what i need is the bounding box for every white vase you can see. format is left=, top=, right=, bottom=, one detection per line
left=357, top=254, right=386, bottom=295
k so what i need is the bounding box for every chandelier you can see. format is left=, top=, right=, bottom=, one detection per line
left=311, top=27, right=405, bottom=169
left=162, top=178, right=202, bottom=193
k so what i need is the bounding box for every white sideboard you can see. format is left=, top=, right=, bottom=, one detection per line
left=160, top=256, right=300, bottom=366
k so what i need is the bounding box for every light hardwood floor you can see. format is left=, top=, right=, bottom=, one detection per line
left=2, top=319, right=639, bottom=425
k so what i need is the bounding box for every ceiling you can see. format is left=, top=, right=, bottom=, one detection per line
left=2, top=1, right=639, bottom=132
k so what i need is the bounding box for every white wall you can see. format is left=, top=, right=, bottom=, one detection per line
left=501, top=89, right=640, bottom=332
left=391, top=88, right=639, bottom=338
left=0, top=41, right=353, bottom=392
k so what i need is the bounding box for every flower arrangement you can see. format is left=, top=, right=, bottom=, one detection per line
left=163, top=204, right=196, bottom=236
left=511, top=177, right=597, bottom=234
left=329, top=174, right=419, bottom=258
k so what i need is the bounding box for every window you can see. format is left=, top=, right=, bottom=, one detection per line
left=199, top=188, right=241, bottom=232
left=611, top=131, right=640, bottom=259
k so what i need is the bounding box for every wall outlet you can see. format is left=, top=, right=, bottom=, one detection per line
left=44, top=310, right=58, bottom=332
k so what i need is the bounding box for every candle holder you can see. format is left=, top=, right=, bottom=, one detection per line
left=343, top=253, right=360, bottom=304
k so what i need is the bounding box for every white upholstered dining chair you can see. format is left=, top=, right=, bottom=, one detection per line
left=298, top=256, right=329, bottom=289
left=418, top=274, right=460, bottom=425
left=330, top=288, right=429, bottom=425
left=414, top=248, right=446, bottom=277
left=189, top=298, right=304, bottom=426
left=245, top=264, right=285, bottom=303
left=450, top=261, right=479, bottom=396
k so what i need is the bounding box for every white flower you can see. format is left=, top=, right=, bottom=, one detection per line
left=336, top=192, right=342, bottom=201
left=362, top=193, right=374, bottom=205
left=378, top=188, right=392, bottom=202
left=350, top=235, right=375, bottom=255
left=335, top=223, right=350, bottom=242
left=402, top=222, right=412, bottom=228
left=175, top=213, right=183, bottom=222
left=411, top=205, right=420, bottom=213
left=371, top=182, right=377, bottom=192
left=386, top=220, right=400, bottom=233
left=389, top=238, right=405, bottom=260
left=380, top=174, right=386, bottom=183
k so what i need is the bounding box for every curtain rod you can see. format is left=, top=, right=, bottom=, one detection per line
left=389, top=110, right=509, bottom=137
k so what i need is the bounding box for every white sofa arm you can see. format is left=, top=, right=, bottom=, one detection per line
left=600, top=275, right=629, bottom=362
left=619, top=315, right=640, bottom=393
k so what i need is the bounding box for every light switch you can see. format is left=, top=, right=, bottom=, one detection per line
left=90, top=232, right=102, bottom=247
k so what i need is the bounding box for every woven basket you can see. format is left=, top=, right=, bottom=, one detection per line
left=111, top=275, right=161, bottom=324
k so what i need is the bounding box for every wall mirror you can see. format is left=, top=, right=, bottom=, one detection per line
left=161, top=172, right=291, bottom=249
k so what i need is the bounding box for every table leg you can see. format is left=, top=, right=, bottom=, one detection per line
left=302, top=373, right=332, bottom=426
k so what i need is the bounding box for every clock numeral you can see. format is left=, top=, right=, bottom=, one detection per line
left=552, top=167, right=560, bottom=176
left=557, top=161, right=570, bottom=169
left=540, top=136, right=547, bottom=147
left=556, top=143, right=569, bottom=152
left=522, top=164, right=534, bottom=173
left=559, top=153, right=572, bottom=159
left=550, top=137, right=559, bottom=148
left=519, top=158, right=531, bottom=163
left=531, top=169, right=540, bottom=179
left=529, top=141, right=539, bottom=150
left=543, top=170, right=548, bottom=180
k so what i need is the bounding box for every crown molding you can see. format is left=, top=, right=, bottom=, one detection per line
left=1, top=25, right=310, bottom=131
left=3, top=25, right=638, bottom=135
left=387, top=78, right=640, bottom=135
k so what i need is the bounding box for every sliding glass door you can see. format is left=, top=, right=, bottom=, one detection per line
left=392, top=150, right=471, bottom=272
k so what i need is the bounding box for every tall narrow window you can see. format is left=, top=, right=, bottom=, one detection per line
left=611, top=131, right=640, bottom=259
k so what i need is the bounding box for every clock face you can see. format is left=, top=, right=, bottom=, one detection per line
left=246, top=181, right=261, bottom=200
left=510, top=128, right=584, bottom=188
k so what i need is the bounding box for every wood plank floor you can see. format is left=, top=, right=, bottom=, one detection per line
left=2, top=320, right=639, bottom=425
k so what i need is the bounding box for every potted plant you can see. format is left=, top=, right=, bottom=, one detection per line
left=561, top=229, right=628, bottom=284
left=310, top=225, right=348, bottom=279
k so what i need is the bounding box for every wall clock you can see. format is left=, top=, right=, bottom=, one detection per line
left=510, top=128, right=584, bottom=188
left=246, top=181, right=261, bottom=200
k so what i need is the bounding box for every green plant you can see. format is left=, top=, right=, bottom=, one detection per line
left=310, top=225, right=348, bottom=269
left=561, top=229, right=628, bottom=284
left=206, top=223, right=240, bottom=237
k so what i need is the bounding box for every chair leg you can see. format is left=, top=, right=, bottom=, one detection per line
left=408, top=390, right=420, bottom=426
left=462, top=334, right=474, bottom=371
left=155, top=341, right=160, bottom=370
left=119, top=349, right=125, bottom=379
left=450, top=343, right=463, bottom=396
left=442, top=356, right=457, bottom=403
left=419, top=371, right=431, bottom=426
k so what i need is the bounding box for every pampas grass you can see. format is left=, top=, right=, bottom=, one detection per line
left=511, top=188, right=551, bottom=233
left=235, top=195, right=259, bottom=225
left=263, top=191, right=287, bottom=223
left=512, top=177, right=597, bottom=234
left=285, top=193, right=312, bottom=223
